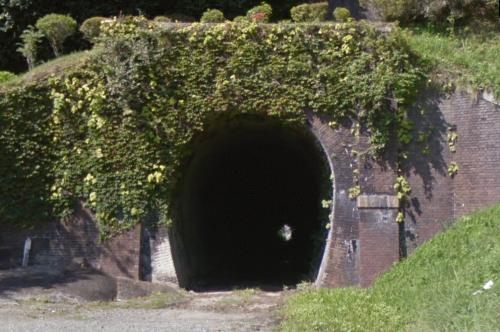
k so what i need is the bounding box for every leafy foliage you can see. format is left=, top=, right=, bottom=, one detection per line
left=0, top=71, right=16, bottom=83
left=16, top=25, right=44, bottom=70
left=0, top=18, right=422, bottom=236
left=361, top=0, right=499, bottom=25
left=80, top=17, right=106, bottom=43
left=290, top=2, right=329, bottom=22
left=35, top=14, right=77, bottom=57
left=153, top=16, right=172, bottom=23
left=333, top=7, right=352, bottom=22
left=233, top=15, right=248, bottom=23
left=0, top=0, right=305, bottom=72
left=200, top=9, right=226, bottom=23
left=247, top=2, right=273, bottom=22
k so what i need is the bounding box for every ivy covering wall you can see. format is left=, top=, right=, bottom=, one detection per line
left=0, top=18, right=423, bottom=238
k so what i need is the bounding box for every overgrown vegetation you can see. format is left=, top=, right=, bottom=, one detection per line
left=0, top=0, right=305, bottom=72
left=35, top=14, right=77, bottom=57
left=0, top=71, right=16, bottom=83
left=404, top=27, right=500, bottom=96
left=247, top=2, right=273, bottom=22
left=16, top=25, right=44, bottom=70
left=333, top=7, right=352, bottom=22
left=200, top=9, right=226, bottom=23
left=0, top=17, right=422, bottom=236
left=290, top=2, right=329, bottom=22
left=282, top=204, right=500, bottom=331
left=80, top=17, right=106, bottom=43
left=361, top=0, right=499, bottom=25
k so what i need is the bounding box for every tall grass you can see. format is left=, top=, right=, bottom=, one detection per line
left=282, top=205, right=500, bottom=331
left=404, top=27, right=500, bottom=97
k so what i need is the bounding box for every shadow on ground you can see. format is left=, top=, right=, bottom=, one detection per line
left=0, top=265, right=117, bottom=301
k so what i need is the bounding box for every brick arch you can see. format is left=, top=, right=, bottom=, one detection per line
left=144, top=111, right=401, bottom=288
left=307, top=111, right=400, bottom=287
left=6, top=91, right=499, bottom=289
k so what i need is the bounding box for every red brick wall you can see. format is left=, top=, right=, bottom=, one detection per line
left=98, top=224, right=141, bottom=279
left=0, top=203, right=142, bottom=280
left=405, top=90, right=500, bottom=253
left=308, top=113, right=399, bottom=287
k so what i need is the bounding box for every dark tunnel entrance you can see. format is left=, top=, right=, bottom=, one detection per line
left=172, top=115, right=332, bottom=291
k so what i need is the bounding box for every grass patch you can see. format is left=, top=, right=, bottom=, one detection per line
left=0, top=71, right=16, bottom=83
left=215, top=288, right=259, bottom=308
left=404, top=27, right=500, bottom=97
left=282, top=288, right=401, bottom=331
left=0, top=50, right=94, bottom=90
left=92, top=291, right=187, bottom=310
left=281, top=204, right=500, bottom=331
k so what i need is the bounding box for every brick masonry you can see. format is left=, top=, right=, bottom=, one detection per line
left=404, top=90, right=500, bottom=254
left=1, top=90, right=499, bottom=288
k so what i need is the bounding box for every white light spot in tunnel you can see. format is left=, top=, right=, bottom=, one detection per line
left=278, top=224, right=293, bottom=242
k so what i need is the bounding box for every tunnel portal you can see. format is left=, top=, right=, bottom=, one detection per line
left=173, top=116, right=331, bottom=291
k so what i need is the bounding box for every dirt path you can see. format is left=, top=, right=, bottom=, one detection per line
left=0, top=267, right=285, bottom=332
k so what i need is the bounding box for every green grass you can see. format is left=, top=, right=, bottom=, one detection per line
left=281, top=204, right=500, bottom=331
left=0, top=71, right=16, bottom=83
left=91, top=291, right=187, bottom=310
left=0, top=50, right=94, bottom=91
left=404, top=27, right=500, bottom=97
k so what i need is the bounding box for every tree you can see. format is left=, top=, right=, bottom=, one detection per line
left=80, top=16, right=106, bottom=43
left=16, top=25, right=43, bottom=70
left=35, top=14, right=77, bottom=57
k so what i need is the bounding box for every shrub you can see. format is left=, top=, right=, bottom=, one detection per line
left=290, top=2, right=328, bottom=22
left=16, top=25, right=44, bottom=70
left=0, top=71, right=16, bottom=83
left=247, top=2, right=273, bottom=23
left=36, top=14, right=77, bottom=57
left=334, top=7, right=352, bottom=22
left=233, top=15, right=248, bottom=23
left=360, top=0, right=499, bottom=25
left=153, top=16, right=172, bottom=23
left=80, top=17, right=106, bottom=43
left=200, top=9, right=225, bottom=23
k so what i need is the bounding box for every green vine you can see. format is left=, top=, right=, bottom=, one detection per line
left=447, top=161, right=459, bottom=177
left=0, top=17, right=423, bottom=237
left=447, top=126, right=458, bottom=153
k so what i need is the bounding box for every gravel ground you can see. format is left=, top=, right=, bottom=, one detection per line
left=0, top=306, right=277, bottom=332
left=0, top=267, right=283, bottom=332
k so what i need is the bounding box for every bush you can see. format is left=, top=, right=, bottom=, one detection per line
left=233, top=15, right=248, bottom=23
left=200, top=9, right=225, bottom=23
left=334, top=7, right=352, bottom=22
left=0, top=71, right=16, bottom=83
left=80, top=17, right=106, bottom=43
left=247, top=2, right=273, bottom=23
left=290, top=2, right=328, bottom=22
left=360, top=0, right=499, bottom=25
left=153, top=16, right=172, bottom=23
left=16, top=25, right=44, bottom=70
left=36, top=14, right=77, bottom=57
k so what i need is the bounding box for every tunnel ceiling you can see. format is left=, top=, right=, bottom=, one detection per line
left=172, top=116, right=332, bottom=291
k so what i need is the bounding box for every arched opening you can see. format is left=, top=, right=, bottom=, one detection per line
left=172, top=115, right=332, bottom=291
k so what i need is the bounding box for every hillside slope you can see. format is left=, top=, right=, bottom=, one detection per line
left=282, top=204, right=500, bottom=331
left=404, top=28, right=500, bottom=98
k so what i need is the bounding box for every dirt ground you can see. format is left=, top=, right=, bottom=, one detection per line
left=0, top=266, right=284, bottom=332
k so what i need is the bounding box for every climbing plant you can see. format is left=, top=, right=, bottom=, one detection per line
left=0, top=17, right=423, bottom=238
